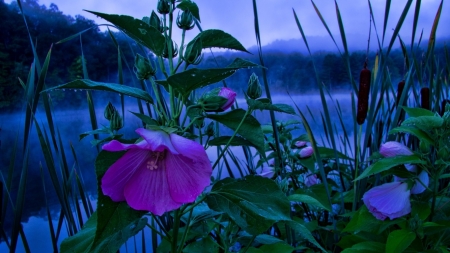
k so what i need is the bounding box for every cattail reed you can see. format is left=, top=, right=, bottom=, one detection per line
left=357, top=62, right=371, bottom=125
left=395, top=80, right=405, bottom=106
left=441, top=99, right=450, bottom=116
left=420, top=87, right=430, bottom=110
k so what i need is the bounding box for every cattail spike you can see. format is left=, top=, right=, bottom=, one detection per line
left=396, top=80, right=406, bottom=106
left=420, top=87, right=430, bottom=110
left=356, top=66, right=371, bottom=125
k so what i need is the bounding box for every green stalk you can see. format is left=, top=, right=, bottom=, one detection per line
left=211, top=110, right=252, bottom=170
left=352, top=125, right=363, bottom=211
left=171, top=209, right=181, bottom=253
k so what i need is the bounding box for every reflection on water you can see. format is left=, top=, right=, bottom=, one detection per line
left=0, top=92, right=355, bottom=251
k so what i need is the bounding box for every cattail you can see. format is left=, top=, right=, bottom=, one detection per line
left=420, top=87, right=430, bottom=110
left=357, top=62, right=371, bottom=125
left=396, top=80, right=405, bottom=106
left=440, top=99, right=450, bottom=116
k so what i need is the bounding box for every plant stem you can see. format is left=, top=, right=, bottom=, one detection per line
left=171, top=209, right=181, bottom=253
left=211, top=110, right=251, bottom=170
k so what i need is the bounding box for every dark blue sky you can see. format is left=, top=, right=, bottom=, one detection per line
left=8, top=0, right=449, bottom=50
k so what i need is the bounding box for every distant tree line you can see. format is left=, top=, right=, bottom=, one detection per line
left=0, top=0, right=447, bottom=112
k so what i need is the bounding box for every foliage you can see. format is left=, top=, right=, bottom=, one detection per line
left=1, top=0, right=450, bottom=252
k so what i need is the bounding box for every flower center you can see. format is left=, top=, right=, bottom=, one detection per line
left=146, top=152, right=165, bottom=170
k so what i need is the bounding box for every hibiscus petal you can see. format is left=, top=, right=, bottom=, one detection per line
left=410, top=170, right=429, bottom=194
left=101, top=149, right=150, bottom=201
left=102, top=139, right=148, bottom=151
left=136, top=128, right=178, bottom=153
left=123, top=159, right=181, bottom=215
left=166, top=134, right=212, bottom=203
left=363, top=182, right=411, bottom=220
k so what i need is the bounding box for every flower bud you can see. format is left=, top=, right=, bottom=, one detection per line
left=104, top=102, right=118, bottom=121
left=379, top=141, right=413, bottom=157
left=294, top=141, right=307, bottom=148
left=134, top=54, right=156, bottom=80
left=299, top=146, right=313, bottom=158
left=157, top=0, right=170, bottom=14
left=176, top=10, right=195, bottom=30
left=110, top=112, right=123, bottom=131
left=198, top=87, right=236, bottom=112
left=206, top=121, right=215, bottom=137
left=183, top=37, right=203, bottom=65
left=149, top=10, right=164, bottom=33
left=162, top=39, right=178, bottom=59
left=246, top=73, right=262, bottom=99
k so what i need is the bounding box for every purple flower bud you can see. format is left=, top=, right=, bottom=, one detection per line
left=379, top=141, right=413, bottom=157
left=294, top=141, right=307, bottom=148
left=218, top=87, right=236, bottom=111
left=363, top=182, right=411, bottom=220
left=257, top=166, right=275, bottom=178
left=299, top=146, right=313, bottom=158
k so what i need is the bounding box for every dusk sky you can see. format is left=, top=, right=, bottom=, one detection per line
left=7, top=0, right=449, bottom=51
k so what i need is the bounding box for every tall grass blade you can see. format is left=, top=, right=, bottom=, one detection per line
left=10, top=147, right=28, bottom=253
left=426, top=0, right=443, bottom=60
left=410, top=0, right=421, bottom=49
left=382, top=0, right=392, bottom=44
left=386, top=0, right=413, bottom=56
left=251, top=0, right=282, bottom=167
left=310, top=0, right=342, bottom=54
left=334, top=0, right=357, bottom=92
left=40, top=164, right=58, bottom=252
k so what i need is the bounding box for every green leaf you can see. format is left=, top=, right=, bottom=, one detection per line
left=316, top=147, right=353, bottom=160
left=247, top=99, right=296, bottom=114
left=60, top=211, right=147, bottom=253
left=191, top=29, right=249, bottom=53
left=206, top=175, right=291, bottom=235
left=60, top=212, right=97, bottom=252
left=91, top=151, right=148, bottom=252
left=355, top=155, right=426, bottom=181
left=79, top=128, right=111, bottom=141
left=341, top=241, right=386, bottom=253
left=402, top=107, right=435, bottom=118
left=43, top=79, right=154, bottom=104
left=285, top=220, right=326, bottom=252
left=288, top=193, right=331, bottom=211
left=163, top=58, right=260, bottom=97
left=129, top=111, right=158, bottom=126
left=255, top=242, right=294, bottom=253
left=207, top=109, right=265, bottom=155
left=176, top=0, right=200, bottom=21
left=401, top=115, right=443, bottom=129
left=293, top=184, right=332, bottom=211
left=85, top=11, right=165, bottom=55
left=342, top=206, right=383, bottom=233
left=412, top=201, right=431, bottom=220
left=208, top=136, right=255, bottom=148
left=183, top=237, right=219, bottom=253
left=386, top=229, right=416, bottom=253
left=389, top=126, right=434, bottom=145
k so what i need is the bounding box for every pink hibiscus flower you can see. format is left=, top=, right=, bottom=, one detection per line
left=101, top=128, right=212, bottom=215
left=362, top=182, right=411, bottom=220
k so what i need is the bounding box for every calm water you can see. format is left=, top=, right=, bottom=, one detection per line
left=0, top=92, right=356, bottom=252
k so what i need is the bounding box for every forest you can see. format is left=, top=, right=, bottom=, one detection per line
left=0, top=0, right=447, bottom=112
